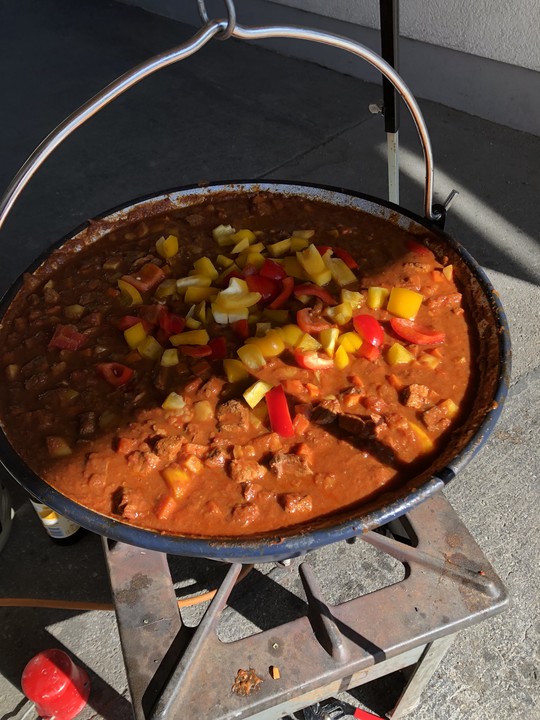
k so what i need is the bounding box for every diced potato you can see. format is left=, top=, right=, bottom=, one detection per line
left=162, top=466, right=190, bottom=499
left=442, top=265, right=454, bottom=281
left=137, top=335, right=163, bottom=360
left=408, top=421, right=435, bottom=453
left=268, top=238, right=292, bottom=257
left=103, top=258, right=122, bottom=271
left=320, top=327, right=340, bottom=357
left=439, top=398, right=459, bottom=418
left=160, top=348, right=179, bottom=367
left=243, top=380, right=273, bottom=409
left=124, top=322, right=147, bottom=350
left=223, top=358, right=250, bottom=383
left=194, top=400, right=214, bottom=422
left=387, top=287, right=423, bottom=320
left=192, top=256, right=218, bottom=280
left=117, top=279, right=143, bottom=306
left=64, top=304, right=85, bottom=320
left=155, top=234, right=179, bottom=259
left=170, top=329, right=210, bottom=346
left=387, top=343, right=415, bottom=365
left=418, top=353, right=441, bottom=370
left=237, top=344, right=266, bottom=370
left=367, top=286, right=390, bottom=310
left=212, top=224, right=236, bottom=245
left=45, top=436, right=72, bottom=458
left=334, top=345, right=350, bottom=370
left=161, top=392, right=186, bottom=411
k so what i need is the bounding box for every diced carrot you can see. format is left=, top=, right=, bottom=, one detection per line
left=116, top=437, right=138, bottom=455
left=342, top=393, right=361, bottom=408
left=432, top=270, right=444, bottom=283
left=387, top=373, right=405, bottom=391
left=184, top=377, right=203, bottom=394
left=295, top=442, right=314, bottom=464
left=348, top=374, right=364, bottom=388
left=430, top=347, right=444, bottom=359
left=155, top=494, right=177, bottom=520
left=305, top=383, right=320, bottom=400
left=282, top=379, right=306, bottom=396
left=292, top=413, right=310, bottom=435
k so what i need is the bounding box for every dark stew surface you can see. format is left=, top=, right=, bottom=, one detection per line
left=0, top=192, right=473, bottom=537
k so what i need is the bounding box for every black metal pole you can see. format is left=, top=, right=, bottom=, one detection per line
left=380, top=0, right=400, bottom=133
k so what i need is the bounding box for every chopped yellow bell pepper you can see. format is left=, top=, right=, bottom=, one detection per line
left=268, top=238, right=292, bottom=257
left=367, top=286, right=390, bottom=310
left=155, top=234, right=179, bottom=259
left=124, top=322, right=147, bottom=349
left=334, top=345, right=350, bottom=370
left=160, top=348, right=180, bottom=367
left=194, top=301, right=207, bottom=323
left=216, top=254, right=234, bottom=268
left=320, top=327, right=340, bottom=357
left=296, top=332, right=322, bottom=351
left=176, top=275, right=212, bottom=291
left=323, top=255, right=357, bottom=287
left=290, top=237, right=310, bottom=251
left=277, top=324, right=304, bottom=347
left=237, top=344, right=266, bottom=370
left=137, top=335, right=163, bottom=361
left=223, top=358, right=250, bottom=383
left=185, top=317, right=201, bottom=329
left=214, top=278, right=261, bottom=311
left=248, top=329, right=285, bottom=358
left=184, top=286, right=218, bottom=304
left=279, top=256, right=306, bottom=279
left=243, top=380, right=273, bottom=409
left=155, top=278, right=178, bottom=299
left=211, top=302, right=248, bottom=324
left=310, top=267, right=333, bottom=286
left=387, top=287, right=424, bottom=320
left=418, top=353, right=441, bottom=370
left=341, top=289, right=364, bottom=309
left=170, top=329, right=210, bottom=346
left=231, top=237, right=250, bottom=254
left=442, top=265, right=454, bottom=281
left=338, top=332, right=362, bottom=353
left=297, top=244, right=326, bottom=276
left=230, top=228, right=256, bottom=243
left=212, top=224, right=236, bottom=246
left=292, top=229, right=315, bottom=240
left=325, top=302, right=353, bottom=326
left=192, top=257, right=219, bottom=280
left=117, top=279, right=143, bottom=306
left=237, top=251, right=266, bottom=269
left=387, top=342, right=415, bottom=365
left=216, top=263, right=240, bottom=284
left=161, top=392, right=186, bottom=411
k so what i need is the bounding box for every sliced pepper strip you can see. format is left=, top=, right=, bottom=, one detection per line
left=293, top=283, right=337, bottom=306
left=96, top=362, right=134, bottom=387
left=293, top=350, right=334, bottom=370
left=265, top=385, right=295, bottom=438
left=268, top=276, right=295, bottom=310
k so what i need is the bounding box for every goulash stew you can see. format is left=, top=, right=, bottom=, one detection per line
left=0, top=192, right=474, bottom=537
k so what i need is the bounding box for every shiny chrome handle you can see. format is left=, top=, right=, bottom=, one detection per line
left=0, top=16, right=439, bottom=235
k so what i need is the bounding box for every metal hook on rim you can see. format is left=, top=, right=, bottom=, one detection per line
left=197, top=0, right=236, bottom=40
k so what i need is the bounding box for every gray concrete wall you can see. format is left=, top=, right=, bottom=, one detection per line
left=119, top=0, right=540, bottom=136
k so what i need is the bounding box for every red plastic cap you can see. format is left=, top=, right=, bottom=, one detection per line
left=21, top=649, right=90, bottom=720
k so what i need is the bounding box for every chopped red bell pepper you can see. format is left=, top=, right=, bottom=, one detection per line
left=118, top=315, right=152, bottom=332
left=208, top=336, right=227, bottom=359
left=390, top=318, right=445, bottom=345
left=294, top=350, right=334, bottom=370
left=245, top=274, right=279, bottom=302
left=121, top=263, right=166, bottom=293
left=268, top=276, right=295, bottom=310
left=241, top=263, right=259, bottom=277
left=259, top=258, right=288, bottom=280
left=265, top=385, right=295, bottom=438
left=231, top=319, right=250, bottom=339
left=179, top=345, right=213, bottom=358
left=316, top=245, right=332, bottom=256
left=96, top=362, right=134, bottom=387
left=332, top=246, right=359, bottom=269
left=139, top=304, right=166, bottom=326
left=358, top=343, right=380, bottom=362
left=159, top=311, right=185, bottom=336
left=352, top=315, right=385, bottom=347
left=297, top=308, right=334, bottom=334
left=294, top=283, right=337, bottom=306
left=48, top=324, right=87, bottom=351
left=405, top=239, right=432, bottom=256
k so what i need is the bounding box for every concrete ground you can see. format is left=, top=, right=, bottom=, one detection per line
left=0, top=1, right=539, bottom=718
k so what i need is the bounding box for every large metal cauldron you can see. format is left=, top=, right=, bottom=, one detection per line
left=0, top=13, right=510, bottom=562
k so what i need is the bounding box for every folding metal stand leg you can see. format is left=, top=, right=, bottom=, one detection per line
left=388, top=635, right=455, bottom=719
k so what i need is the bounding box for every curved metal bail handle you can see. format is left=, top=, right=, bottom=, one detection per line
left=232, top=24, right=438, bottom=222
left=0, top=19, right=439, bottom=235
left=0, top=20, right=225, bottom=235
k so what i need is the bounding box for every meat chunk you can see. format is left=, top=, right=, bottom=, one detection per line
left=241, top=482, right=262, bottom=501
left=216, top=399, right=250, bottom=433
left=427, top=293, right=462, bottom=312
left=185, top=213, right=206, bottom=226
left=269, top=452, right=312, bottom=479
left=231, top=502, right=261, bottom=525
left=126, top=451, right=160, bottom=475
left=230, top=459, right=266, bottom=483
left=154, top=436, right=184, bottom=463
left=278, top=493, right=313, bottom=513
left=78, top=411, right=96, bottom=438
left=205, top=447, right=229, bottom=468
left=422, top=405, right=452, bottom=433
left=338, top=414, right=377, bottom=439
left=311, top=398, right=340, bottom=425
left=114, top=489, right=151, bottom=521
left=402, top=384, right=439, bottom=409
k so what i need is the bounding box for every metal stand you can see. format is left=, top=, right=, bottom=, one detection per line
left=103, top=494, right=508, bottom=720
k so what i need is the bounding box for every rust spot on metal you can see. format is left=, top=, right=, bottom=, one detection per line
left=115, top=572, right=153, bottom=606
left=231, top=668, right=263, bottom=696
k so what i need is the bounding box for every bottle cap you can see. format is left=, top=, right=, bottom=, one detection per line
left=21, top=649, right=90, bottom=720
